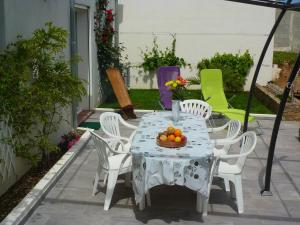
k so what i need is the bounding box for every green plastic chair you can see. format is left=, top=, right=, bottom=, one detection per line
left=200, top=69, right=255, bottom=124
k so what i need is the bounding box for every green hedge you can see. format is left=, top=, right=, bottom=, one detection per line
left=196, top=51, right=254, bottom=92
left=273, top=51, right=298, bottom=66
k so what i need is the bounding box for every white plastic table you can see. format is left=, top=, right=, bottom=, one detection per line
left=131, top=111, right=214, bottom=210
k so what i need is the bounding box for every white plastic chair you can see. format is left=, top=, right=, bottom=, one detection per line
left=208, top=120, right=241, bottom=157
left=90, top=131, right=132, bottom=211
left=209, top=120, right=241, bottom=192
left=100, top=112, right=137, bottom=152
left=179, top=99, right=212, bottom=120
left=199, top=131, right=257, bottom=215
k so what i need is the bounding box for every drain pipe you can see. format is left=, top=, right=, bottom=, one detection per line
left=70, top=0, right=78, bottom=128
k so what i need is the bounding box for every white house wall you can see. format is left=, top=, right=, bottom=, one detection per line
left=2, top=0, right=100, bottom=107
left=0, top=0, right=100, bottom=196
left=75, top=0, right=100, bottom=107
left=117, top=0, right=275, bottom=90
left=0, top=0, right=73, bottom=197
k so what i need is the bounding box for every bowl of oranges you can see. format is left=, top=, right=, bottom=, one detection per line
left=157, top=126, right=187, bottom=148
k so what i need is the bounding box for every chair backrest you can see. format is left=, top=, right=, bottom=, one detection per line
left=200, top=69, right=228, bottom=110
left=100, top=112, right=122, bottom=138
left=223, top=120, right=241, bottom=152
left=90, top=131, right=110, bottom=170
left=237, top=131, right=257, bottom=172
left=156, top=66, right=180, bottom=109
left=179, top=99, right=212, bottom=120
left=225, top=120, right=241, bottom=139
left=230, top=131, right=257, bottom=174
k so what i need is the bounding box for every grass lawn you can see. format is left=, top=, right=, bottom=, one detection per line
left=99, top=89, right=273, bottom=114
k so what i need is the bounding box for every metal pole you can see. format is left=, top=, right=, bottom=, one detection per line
left=261, top=52, right=300, bottom=195
left=0, top=0, right=5, bottom=50
left=243, top=5, right=290, bottom=132
left=225, top=0, right=286, bottom=9
left=70, top=0, right=78, bottom=128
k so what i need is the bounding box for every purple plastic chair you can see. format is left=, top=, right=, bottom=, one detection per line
left=156, top=66, right=180, bottom=110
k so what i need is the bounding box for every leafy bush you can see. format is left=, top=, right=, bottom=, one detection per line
left=196, top=51, right=254, bottom=92
left=273, top=51, right=297, bottom=66
left=0, top=23, right=86, bottom=166
left=139, top=35, right=190, bottom=73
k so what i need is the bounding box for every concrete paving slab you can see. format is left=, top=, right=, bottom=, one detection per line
left=20, top=111, right=300, bottom=225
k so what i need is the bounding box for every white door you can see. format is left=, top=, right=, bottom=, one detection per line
left=75, top=6, right=90, bottom=112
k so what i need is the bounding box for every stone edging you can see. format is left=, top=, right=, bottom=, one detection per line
left=0, top=131, right=91, bottom=225
left=255, top=84, right=300, bottom=121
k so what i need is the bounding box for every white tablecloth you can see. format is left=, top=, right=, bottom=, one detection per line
left=131, top=112, right=214, bottom=204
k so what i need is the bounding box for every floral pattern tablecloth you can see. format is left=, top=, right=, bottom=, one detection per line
left=131, top=112, right=214, bottom=204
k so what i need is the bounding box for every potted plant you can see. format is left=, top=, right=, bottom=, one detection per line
left=139, top=35, right=190, bottom=88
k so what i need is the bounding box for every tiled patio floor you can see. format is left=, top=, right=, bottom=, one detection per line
left=23, top=111, right=300, bottom=225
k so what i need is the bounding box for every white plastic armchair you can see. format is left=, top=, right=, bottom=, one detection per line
left=199, top=131, right=257, bottom=215
left=90, top=131, right=132, bottom=211
left=100, top=112, right=137, bottom=152
left=180, top=99, right=212, bottom=120
left=209, top=120, right=241, bottom=157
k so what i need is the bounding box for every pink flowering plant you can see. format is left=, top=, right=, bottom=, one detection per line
left=59, top=131, right=81, bottom=151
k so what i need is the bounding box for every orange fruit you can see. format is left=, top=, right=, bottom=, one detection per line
left=167, top=126, right=175, bottom=134
left=159, top=134, right=167, bottom=142
left=174, top=136, right=181, bottom=142
left=167, top=134, right=175, bottom=141
left=174, top=129, right=182, bottom=137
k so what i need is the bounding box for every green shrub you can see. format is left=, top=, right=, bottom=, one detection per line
left=0, top=23, right=86, bottom=166
left=139, top=35, right=190, bottom=73
left=196, top=51, right=254, bottom=92
left=273, top=51, right=297, bottom=66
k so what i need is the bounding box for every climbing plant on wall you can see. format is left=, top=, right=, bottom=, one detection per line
left=94, top=0, right=128, bottom=101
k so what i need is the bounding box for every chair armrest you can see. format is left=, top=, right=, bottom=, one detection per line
left=129, top=130, right=137, bottom=143
left=212, top=138, right=232, bottom=146
left=120, top=119, right=138, bottom=130
left=106, top=133, right=130, bottom=144
left=211, top=138, right=237, bottom=146
left=106, top=138, right=128, bottom=154
left=208, top=122, right=229, bottom=133
left=218, top=150, right=251, bottom=159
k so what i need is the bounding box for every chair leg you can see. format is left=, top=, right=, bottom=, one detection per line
left=209, top=115, right=216, bottom=128
left=196, top=192, right=203, bottom=213
left=202, top=197, right=209, bottom=216
left=102, top=173, right=108, bottom=187
left=234, top=175, right=244, bottom=213
left=224, top=178, right=230, bottom=192
left=139, top=194, right=145, bottom=211
left=208, top=118, right=213, bottom=128
left=125, top=172, right=131, bottom=187
left=146, top=191, right=151, bottom=207
left=104, top=171, right=119, bottom=211
left=93, top=172, right=100, bottom=195
left=255, top=120, right=264, bottom=136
